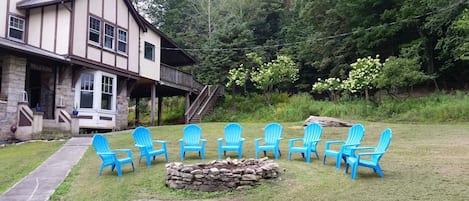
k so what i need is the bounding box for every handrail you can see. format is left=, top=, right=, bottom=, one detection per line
left=196, top=85, right=221, bottom=116
left=184, top=85, right=209, bottom=123
left=160, top=64, right=204, bottom=92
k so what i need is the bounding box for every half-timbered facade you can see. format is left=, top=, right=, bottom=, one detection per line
left=0, top=0, right=205, bottom=140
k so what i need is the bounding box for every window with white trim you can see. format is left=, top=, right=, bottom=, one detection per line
left=104, top=23, right=114, bottom=50
left=88, top=16, right=100, bottom=44
left=144, top=42, right=155, bottom=61
left=117, top=29, right=127, bottom=54
left=8, top=15, right=25, bottom=41
left=101, top=75, right=113, bottom=110
left=79, top=73, right=94, bottom=108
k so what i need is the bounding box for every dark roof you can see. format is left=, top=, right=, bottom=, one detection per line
left=140, top=19, right=197, bottom=67
left=17, top=0, right=71, bottom=9
left=0, top=37, right=66, bottom=62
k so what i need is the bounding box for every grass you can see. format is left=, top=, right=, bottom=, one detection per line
left=0, top=140, right=65, bottom=194
left=206, top=92, right=469, bottom=123
left=47, top=122, right=469, bottom=201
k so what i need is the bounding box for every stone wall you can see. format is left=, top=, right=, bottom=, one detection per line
left=55, top=65, right=75, bottom=116
left=165, top=158, right=280, bottom=192
left=116, top=79, right=129, bottom=130
left=0, top=55, right=27, bottom=140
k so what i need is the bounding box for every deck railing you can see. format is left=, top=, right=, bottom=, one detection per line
left=160, top=64, right=204, bottom=91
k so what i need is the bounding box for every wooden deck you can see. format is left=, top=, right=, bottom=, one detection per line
left=160, top=64, right=204, bottom=92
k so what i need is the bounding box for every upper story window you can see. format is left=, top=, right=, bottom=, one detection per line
left=104, top=23, right=114, bottom=50
left=144, top=42, right=155, bottom=61
left=88, top=16, right=100, bottom=45
left=117, top=29, right=127, bottom=54
left=8, top=15, right=25, bottom=41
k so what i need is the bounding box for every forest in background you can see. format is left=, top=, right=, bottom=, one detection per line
left=132, top=0, right=469, bottom=96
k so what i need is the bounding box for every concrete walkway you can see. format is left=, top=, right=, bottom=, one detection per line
left=0, top=137, right=92, bottom=201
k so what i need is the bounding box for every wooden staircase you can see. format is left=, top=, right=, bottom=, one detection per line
left=184, top=85, right=224, bottom=124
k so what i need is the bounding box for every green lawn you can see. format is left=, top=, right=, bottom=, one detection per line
left=0, top=140, right=65, bottom=194
left=44, top=122, right=469, bottom=200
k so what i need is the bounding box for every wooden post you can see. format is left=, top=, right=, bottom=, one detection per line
left=185, top=93, right=191, bottom=111
left=150, top=84, right=156, bottom=126
left=135, top=97, right=139, bottom=126
left=157, top=96, right=163, bottom=126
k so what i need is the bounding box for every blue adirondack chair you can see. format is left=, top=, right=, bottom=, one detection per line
left=91, top=134, right=134, bottom=177
left=179, top=124, right=207, bottom=160
left=288, top=123, right=323, bottom=163
left=132, top=126, right=168, bottom=167
left=255, top=123, right=283, bottom=160
left=323, top=124, right=365, bottom=169
left=218, top=123, right=245, bottom=160
left=345, top=128, right=392, bottom=180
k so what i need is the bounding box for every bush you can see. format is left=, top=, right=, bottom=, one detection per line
left=205, top=91, right=469, bottom=123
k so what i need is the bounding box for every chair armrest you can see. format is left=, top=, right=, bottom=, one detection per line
left=110, top=149, right=132, bottom=157
left=254, top=138, right=262, bottom=147
left=357, top=152, right=385, bottom=159
left=342, top=143, right=361, bottom=147
left=349, top=147, right=375, bottom=157
left=325, top=140, right=345, bottom=149
left=289, top=138, right=303, bottom=147
left=152, top=140, right=166, bottom=145
left=351, top=147, right=375, bottom=151
left=134, top=144, right=145, bottom=148
left=201, top=139, right=207, bottom=147
left=179, top=139, right=184, bottom=147
left=97, top=151, right=116, bottom=156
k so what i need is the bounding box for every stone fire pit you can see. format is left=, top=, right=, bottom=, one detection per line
left=165, top=157, right=280, bottom=192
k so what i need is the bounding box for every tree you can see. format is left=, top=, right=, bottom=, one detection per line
left=376, top=56, right=434, bottom=97
left=250, top=53, right=299, bottom=104
left=342, top=55, right=382, bottom=100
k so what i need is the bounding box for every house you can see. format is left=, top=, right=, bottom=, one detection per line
left=0, top=0, right=222, bottom=141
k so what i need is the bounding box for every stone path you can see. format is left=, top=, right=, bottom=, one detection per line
left=0, top=137, right=92, bottom=201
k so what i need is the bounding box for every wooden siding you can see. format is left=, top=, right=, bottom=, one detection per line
left=0, top=1, right=6, bottom=38
left=139, top=30, right=161, bottom=80
left=28, top=8, right=42, bottom=47
left=160, top=64, right=203, bottom=90
left=41, top=5, right=56, bottom=52
left=56, top=4, right=70, bottom=54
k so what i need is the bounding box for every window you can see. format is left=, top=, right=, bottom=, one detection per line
left=117, top=29, right=127, bottom=54
left=88, top=16, right=100, bottom=44
left=101, top=76, right=113, bottom=110
left=8, top=15, right=25, bottom=41
left=79, top=73, right=94, bottom=108
left=144, top=42, right=155, bottom=61
left=104, top=23, right=114, bottom=49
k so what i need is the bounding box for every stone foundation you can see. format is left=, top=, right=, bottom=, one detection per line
left=165, top=158, right=280, bottom=192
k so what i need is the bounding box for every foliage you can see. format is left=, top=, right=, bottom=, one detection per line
left=249, top=54, right=299, bottom=93
left=376, top=56, right=434, bottom=90
left=342, top=55, right=382, bottom=94
left=205, top=91, right=469, bottom=123
left=453, top=8, right=469, bottom=60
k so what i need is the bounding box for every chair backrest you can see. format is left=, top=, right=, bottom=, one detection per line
left=303, top=123, right=323, bottom=146
left=371, top=128, right=392, bottom=162
left=345, top=124, right=365, bottom=145
left=132, top=126, right=153, bottom=151
left=183, top=124, right=202, bottom=146
left=224, top=123, right=243, bottom=146
left=264, top=123, right=283, bottom=145
left=92, top=134, right=115, bottom=163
